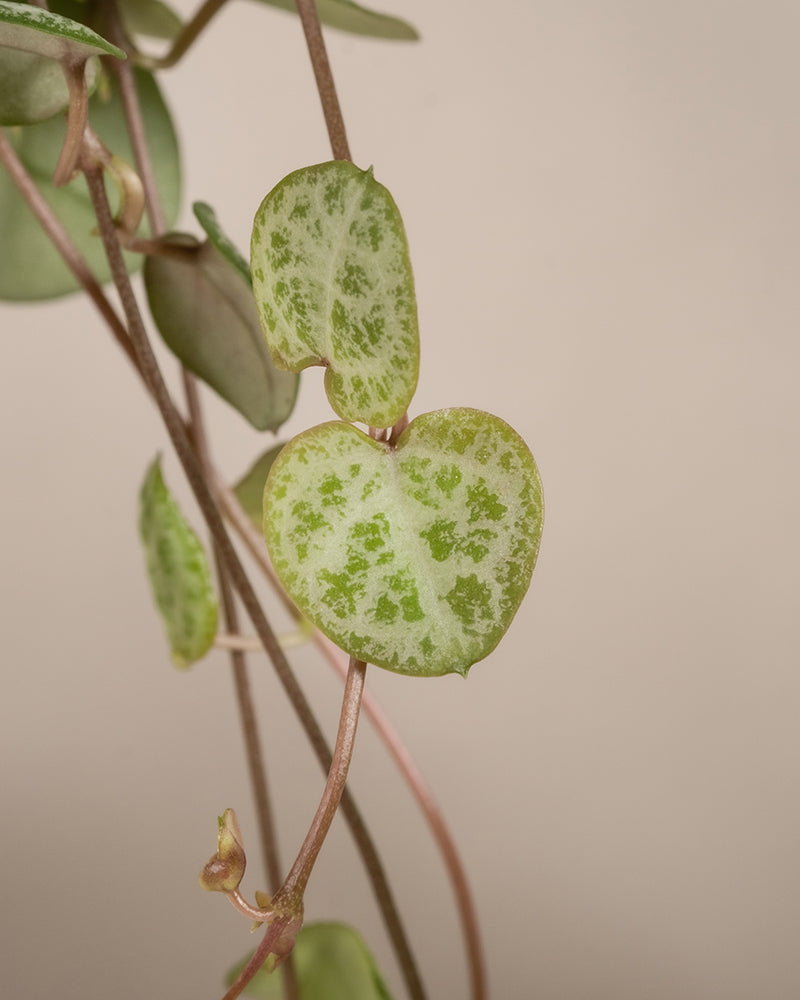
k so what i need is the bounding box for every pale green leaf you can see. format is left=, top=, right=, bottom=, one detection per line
left=233, top=444, right=286, bottom=533
left=144, top=236, right=298, bottom=431
left=0, top=67, right=180, bottom=300
left=117, top=0, right=182, bottom=41
left=0, top=0, right=124, bottom=60
left=251, top=161, right=419, bottom=428
left=227, top=922, right=395, bottom=1000
left=0, top=46, right=97, bottom=125
left=264, top=409, right=544, bottom=677
left=252, top=0, right=417, bottom=41
left=138, top=458, right=218, bottom=668
left=193, top=201, right=252, bottom=285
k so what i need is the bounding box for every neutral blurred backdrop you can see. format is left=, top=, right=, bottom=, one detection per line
left=2, top=2, right=799, bottom=998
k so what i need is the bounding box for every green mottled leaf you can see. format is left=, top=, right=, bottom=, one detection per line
left=139, top=458, right=218, bottom=668
left=0, top=0, right=124, bottom=60
left=252, top=0, right=417, bottom=41
left=233, top=444, right=285, bottom=533
left=227, top=923, right=395, bottom=1000
left=0, top=67, right=180, bottom=300
left=264, top=409, right=543, bottom=677
left=0, top=46, right=97, bottom=125
left=251, top=160, right=419, bottom=429
left=144, top=235, right=298, bottom=431
left=194, top=201, right=252, bottom=285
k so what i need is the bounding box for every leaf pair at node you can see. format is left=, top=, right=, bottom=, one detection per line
left=252, top=162, right=544, bottom=678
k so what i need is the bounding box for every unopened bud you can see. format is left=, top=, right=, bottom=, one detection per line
left=198, top=808, right=246, bottom=892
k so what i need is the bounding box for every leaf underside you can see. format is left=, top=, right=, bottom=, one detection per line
left=253, top=0, right=418, bottom=41
left=264, top=408, right=543, bottom=677
left=144, top=237, right=298, bottom=432
left=227, top=922, right=395, bottom=1000
left=251, top=160, right=419, bottom=429
left=0, top=67, right=180, bottom=300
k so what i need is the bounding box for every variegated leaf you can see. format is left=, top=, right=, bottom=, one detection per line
left=264, top=409, right=543, bottom=677
left=250, top=161, right=419, bottom=429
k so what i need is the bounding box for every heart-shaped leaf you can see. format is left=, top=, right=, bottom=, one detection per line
left=264, top=409, right=543, bottom=677
left=144, top=235, right=299, bottom=432
left=252, top=0, right=418, bottom=41
left=0, top=0, right=124, bottom=61
left=0, top=67, right=180, bottom=300
left=0, top=46, right=97, bottom=126
left=251, top=160, right=419, bottom=429
left=227, top=922, right=395, bottom=1000
left=139, top=458, right=219, bottom=668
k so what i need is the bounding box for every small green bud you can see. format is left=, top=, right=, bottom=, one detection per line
left=198, top=808, right=246, bottom=893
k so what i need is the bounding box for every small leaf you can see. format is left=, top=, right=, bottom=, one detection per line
left=264, top=409, right=544, bottom=677
left=144, top=236, right=299, bottom=431
left=0, top=0, right=124, bottom=60
left=0, top=46, right=97, bottom=126
left=227, top=922, right=395, bottom=1000
left=193, top=201, right=252, bottom=285
left=252, top=0, right=417, bottom=41
left=117, top=0, right=182, bottom=41
left=233, top=444, right=286, bottom=533
left=0, top=67, right=180, bottom=300
left=138, top=457, right=218, bottom=668
left=251, top=161, right=419, bottom=428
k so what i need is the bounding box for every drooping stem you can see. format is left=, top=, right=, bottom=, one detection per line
left=294, top=0, right=351, bottom=161
left=82, top=159, right=425, bottom=1000
left=279, top=658, right=367, bottom=903
left=0, top=130, right=138, bottom=375
left=213, top=477, right=484, bottom=998
left=134, top=0, right=233, bottom=70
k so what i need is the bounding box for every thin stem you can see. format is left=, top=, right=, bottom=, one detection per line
left=0, top=130, right=140, bottom=376
left=109, top=43, right=166, bottom=235
left=279, top=658, right=367, bottom=901
left=53, top=60, right=91, bottom=186
left=135, top=0, right=233, bottom=70
left=226, top=889, right=274, bottom=923
left=82, top=160, right=425, bottom=1000
left=213, top=478, right=484, bottom=998
left=294, top=0, right=351, bottom=160
left=184, top=376, right=285, bottom=898
left=221, top=913, right=297, bottom=1000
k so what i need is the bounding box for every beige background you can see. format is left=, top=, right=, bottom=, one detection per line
left=2, top=1, right=799, bottom=998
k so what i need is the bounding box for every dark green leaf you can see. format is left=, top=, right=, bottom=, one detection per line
left=252, top=0, right=417, bottom=41
left=144, top=236, right=299, bottom=431
left=193, top=201, right=252, bottom=285
left=264, top=409, right=544, bottom=677
left=233, top=444, right=285, bottom=532
left=0, top=0, right=124, bottom=60
left=0, top=67, right=180, bottom=300
left=138, top=457, right=218, bottom=668
left=251, top=161, right=419, bottom=428
left=227, top=922, right=395, bottom=1000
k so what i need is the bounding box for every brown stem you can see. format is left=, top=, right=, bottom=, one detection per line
left=294, top=0, right=351, bottom=161
left=53, top=60, right=91, bottom=186
left=81, top=160, right=424, bottom=1000
left=0, top=129, right=140, bottom=376
left=279, top=658, right=367, bottom=903
left=135, top=0, right=233, bottom=70
left=221, top=913, right=298, bottom=1000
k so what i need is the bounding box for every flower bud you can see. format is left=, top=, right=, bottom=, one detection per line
left=198, top=809, right=246, bottom=892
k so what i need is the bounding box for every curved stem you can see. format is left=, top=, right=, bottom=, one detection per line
left=53, top=60, right=90, bottom=186
left=294, top=0, right=351, bottom=161
left=135, top=0, right=233, bottom=70
left=81, top=159, right=424, bottom=1000
left=221, top=913, right=296, bottom=1000
left=279, top=658, right=367, bottom=902
left=213, top=478, right=485, bottom=999
left=226, top=888, right=275, bottom=923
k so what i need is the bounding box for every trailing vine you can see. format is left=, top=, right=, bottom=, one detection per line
left=0, top=2, right=544, bottom=998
